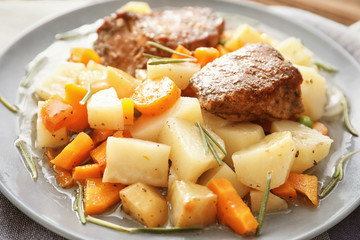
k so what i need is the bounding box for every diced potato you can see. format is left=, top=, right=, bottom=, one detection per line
left=250, top=190, right=288, bottom=214
left=130, top=97, right=203, bottom=141
left=103, top=137, right=170, bottom=187
left=198, top=163, right=249, bottom=198
left=87, top=88, right=124, bottom=130
left=86, top=60, right=107, bottom=71
left=119, top=1, right=151, bottom=14
left=276, top=37, right=313, bottom=66
left=120, top=182, right=168, bottom=227
left=271, top=120, right=333, bottom=173
left=233, top=131, right=296, bottom=191
left=260, top=32, right=280, bottom=47
left=213, top=122, right=265, bottom=166
left=54, top=62, right=86, bottom=79
left=224, top=24, right=270, bottom=52
left=77, top=69, right=107, bottom=89
left=106, top=66, right=141, bottom=98
left=147, top=62, right=201, bottom=90
left=135, top=69, right=147, bottom=81
left=36, top=101, right=68, bottom=148
left=168, top=180, right=217, bottom=227
left=168, top=166, right=180, bottom=190
left=202, top=110, right=231, bottom=130
left=296, top=65, right=327, bottom=120
left=158, top=118, right=225, bottom=182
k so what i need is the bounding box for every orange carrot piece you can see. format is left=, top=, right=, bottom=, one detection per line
left=69, top=47, right=101, bottom=66
left=44, top=147, right=56, bottom=167
left=51, top=132, right=94, bottom=170
left=84, top=177, right=125, bottom=215
left=44, top=147, right=73, bottom=188
left=194, top=47, right=220, bottom=67
left=131, top=77, right=181, bottom=116
left=312, top=122, right=328, bottom=136
left=122, top=130, right=132, bottom=138
left=208, top=178, right=258, bottom=236
left=113, top=130, right=124, bottom=138
left=90, top=141, right=107, bottom=174
left=171, top=45, right=192, bottom=59
left=90, top=129, right=115, bottom=145
left=287, top=172, right=318, bottom=206
left=40, top=99, right=73, bottom=133
left=216, top=44, right=229, bottom=56
left=64, top=84, right=89, bottom=132
left=72, top=163, right=102, bottom=184
left=271, top=181, right=297, bottom=201
left=121, top=98, right=135, bottom=125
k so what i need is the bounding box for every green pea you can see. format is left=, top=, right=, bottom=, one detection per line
left=297, top=115, right=314, bottom=128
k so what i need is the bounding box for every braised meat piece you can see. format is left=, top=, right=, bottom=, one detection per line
left=94, top=7, right=225, bottom=75
left=190, top=43, right=304, bottom=122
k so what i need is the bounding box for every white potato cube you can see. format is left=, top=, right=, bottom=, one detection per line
left=250, top=190, right=288, bottom=214
left=159, top=118, right=225, bottom=182
left=106, top=66, right=141, bottom=98
left=233, top=131, right=296, bottom=191
left=130, top=97, right=203, bottom=141
left=296, top=65, right=327, bottom=120
left=87, top=87, right=124, bottom=130
left=120, top=183, right=168, bottom=227
left=36, top=102, right=68, bottom=148
left=198, top=163, right=249, bottom=198
left=147, top=62, right=201, bottom=90
left=276, top=37, right=313, bottom=66
left=119, top=1, right=151, bottom=14
left=103, top=137, right=170, bottom=187
left=271, top=120, right=333, bottom=173
left=168, top=180, right=217, bottom=227
left=202, top=110, right=231, bottom=130
left=213, top=122, right=265, bottom=166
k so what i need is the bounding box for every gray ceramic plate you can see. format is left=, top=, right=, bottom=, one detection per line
left=1, top=0, right=360, bottom=239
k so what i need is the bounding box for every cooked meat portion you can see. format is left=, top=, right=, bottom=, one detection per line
left=190, top=43, right=304, bottom=122
left=94, top=7, right=224, bottom=75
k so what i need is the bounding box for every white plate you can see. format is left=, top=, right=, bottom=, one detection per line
left=0, top=0, right=360, bottom=239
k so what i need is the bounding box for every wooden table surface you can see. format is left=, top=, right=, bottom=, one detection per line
left=250, top=0, right=360, bottom=25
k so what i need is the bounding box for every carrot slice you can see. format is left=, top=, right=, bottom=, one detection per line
left=40, top=99, right=73, bottom=133
left=64, top=84, right=89, bottom=132
left=72, top=163, right=102, bottom=184
left=90, top=129, right=115, bottom=145
left=287, top=172, right=318, bottom=206
left=208, top=178, right=258, bottom=235
left=216, top=44, right=229, bottom=56
left=69, top=48, right=101, bottom=66
left=271, top=181, right=297, bottom=201
left=84, top=177, right=125, bottom=215
left=312, top=122, right=328, bottom=136
left=171, top=45, right=192, bottom=59
left=90, top=141, right=107, bottom=174
left=194, top=47, right=220, bottom=67
left=51, top=132, right=94, bottom=170
left=44, top=147, right=73, bottom=188
left=131, top=77, right=181, bottom=116
left=121, top=98, right=135, bottom=125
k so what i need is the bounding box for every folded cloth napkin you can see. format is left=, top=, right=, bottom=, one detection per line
left=0, top=2, right=359, bottom=240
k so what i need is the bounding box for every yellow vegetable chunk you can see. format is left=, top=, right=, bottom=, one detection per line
left=103, top=137, right=170, bottom=187
left=119, top=1, right=151, bottom=14
left=106, top=66, right=141, bottom=99
left=250, top=190, right=288, bottom=214
left=276, top=37, right=313, bottom=66
left=120, top=183, right=168, bottom=227
left=168, top=180, right=217, bottom=227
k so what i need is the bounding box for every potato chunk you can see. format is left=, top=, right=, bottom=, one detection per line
left=168, top=180, right=217, bottom=227
left=87, top=87, right=124, bottom=130
left=103, top=137, right=170, bottom=187
left=250, top=190, right=288, bottom=214
left=106, top=66, right=140, bottom=98
left=275, top=37, right=313, bottom=66
left=271, top=120, right=333, bottom=173
left=159, top=118, right=225, bottom=182
left=233, top=131, right=296, bottom=191
left=213, top=122, right=265, bottom=166
left=120, top=183, right=168, bottom=227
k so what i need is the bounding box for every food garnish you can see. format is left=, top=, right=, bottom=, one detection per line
left=341, top=93, right=359, bottom=136
left=74, top=181, right=86, bottom=224
left=15, top=140, right=38, bottom=179
left=297, top=115, right=314, bottom=128
left=79, top=84, right=93, bottom=105
left=256, top=171, right=272, bottom=236
left=0, top=94, right=18, bottom=113
left=146, top=41, right=196, bottom=60
left=312, top=59, right=338, bottom=73
left=21, top=56, right=48, bottom=88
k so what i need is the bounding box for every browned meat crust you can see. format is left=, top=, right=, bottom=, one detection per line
left=190, top=43, right=304, bottom=122
left=94, top=7, right=225, bottom=75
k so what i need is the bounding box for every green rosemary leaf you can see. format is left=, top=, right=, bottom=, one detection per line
left=201, top=126, right=227, bottom=156
left=15, top=140, right=37, bottom=179
left=21, top=56, right=47, bottom=87
left=207, top=140, right=223, bottom=166
left=195, top=121, right=209, bottom=154
left=142, top=53, right=164, bottom=59
left=147, top=58, right=194, bottom=65
left=312, top=60, right=338, bottom=73
left=76, top=182, right=86, bottom=224
left=79, top=84, right=92, bottom=105
left=0, top=94, right=18, bottom=113
left=341, top=93, right=358, bottom=136
left=319, top=177, right=339, bottom=199
left=256, top=170, right=272, bottom=236
left=146, top=41, right=196, bottom=60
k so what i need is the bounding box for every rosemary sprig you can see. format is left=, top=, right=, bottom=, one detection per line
left=21, top=56, right=47, bottom=87
left=256, top=170, right=273, bottom=236
left=79, top=84, right=92, bottom=105
left=75, top=181, right=86, bottom=224
left=0, top=94, right=18, bottom=113
left=312, top=60, right=338, bottom=73
left=319, top=150, right=360, bottom=198
left=340, top=93, right=358, bottom=136
left=86, top=215, right=202, bottom=233
left=146, top=41, right=196, bottom=60
left=195, top=121, right=226, bottom=166
left=15, top=140, right=37, bottom=179
left=147, top=58, right=194, bottom=65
